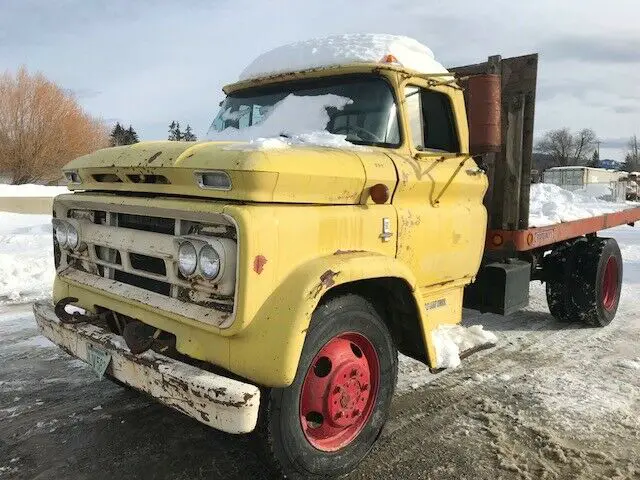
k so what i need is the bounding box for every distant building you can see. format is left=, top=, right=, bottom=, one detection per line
left=599, top=159, right=621, bottom=170
left=543, top=166, right=627, bottom=201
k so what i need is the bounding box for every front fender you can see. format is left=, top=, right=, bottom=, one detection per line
left=228, top=252, right=431, bottom=387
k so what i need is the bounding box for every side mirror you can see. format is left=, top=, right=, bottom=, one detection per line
left=466, top=74, right=501, bottom=154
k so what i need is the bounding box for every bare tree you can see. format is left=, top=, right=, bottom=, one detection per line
left=536, top=128, right=573, bottom=166
left=535, top=128, right=597, bottom=167
left=0, top=67, right=108, bottom=184
left=572, top=128, right=597, bottom=164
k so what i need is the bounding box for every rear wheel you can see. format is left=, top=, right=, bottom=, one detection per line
left=544, top=240, right=585, bottom=322
left=257, top=294, right=397, bottom=479
left=571, top=238, right=622, bottom=327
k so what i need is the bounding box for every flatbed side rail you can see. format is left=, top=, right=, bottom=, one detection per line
left=486, top=206, right=640, bottom=252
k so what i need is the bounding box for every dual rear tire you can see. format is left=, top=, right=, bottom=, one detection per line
left=545, top=237, right=622, bottom=327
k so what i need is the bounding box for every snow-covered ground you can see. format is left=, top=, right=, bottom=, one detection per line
left=0, top=213, right=54, bottom=305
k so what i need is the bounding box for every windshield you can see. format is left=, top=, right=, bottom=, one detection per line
left=208, top=76, right=400, bottom=147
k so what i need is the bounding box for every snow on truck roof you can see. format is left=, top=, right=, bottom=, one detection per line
left=238, top=33, right=450, bottom=81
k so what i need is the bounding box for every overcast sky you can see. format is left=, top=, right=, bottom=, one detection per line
left=2, top=0, right=638, bottom=160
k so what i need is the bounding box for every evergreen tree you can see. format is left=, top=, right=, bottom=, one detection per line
left=110, top=122, right=125, bottom=146
left=125, top=125, right=139, bottom=144
left=168, top=121, right=183, bottom=141
left=587, top=149, right=599, bottom=168
left=622, top=153, right=635, bottom=173
left=110, top=122, right=139, bottom=146
left=183, top=124, right=197, bottom=141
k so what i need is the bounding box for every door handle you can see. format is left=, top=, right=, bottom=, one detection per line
left=465, top=167, right=484, bottom=176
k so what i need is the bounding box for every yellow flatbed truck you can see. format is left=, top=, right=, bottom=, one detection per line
left=34, top=42, right=636, bottom=478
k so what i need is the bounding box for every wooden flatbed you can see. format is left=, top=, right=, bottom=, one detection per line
left=486, top=206, right=640, bottom=252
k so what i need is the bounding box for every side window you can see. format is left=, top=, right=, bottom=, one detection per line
left=404, top=86, right=459, bottom=153
left=405, top=87, right=423, bottom=149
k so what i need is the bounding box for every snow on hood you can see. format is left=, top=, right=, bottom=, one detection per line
left=239, top=33, right=449, bottom=81
left=222, top=132, right=365, bottom=151
left=207, top=93, right=360, bottom=150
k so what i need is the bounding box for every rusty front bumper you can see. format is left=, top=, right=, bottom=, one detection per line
left=33, top=302, right=260, bottom=434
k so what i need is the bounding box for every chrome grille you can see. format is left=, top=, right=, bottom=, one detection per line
left=56, top=203, right=237, bottom=326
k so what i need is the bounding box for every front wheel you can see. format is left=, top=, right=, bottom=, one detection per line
left=257, top=294, right=398, bottom=479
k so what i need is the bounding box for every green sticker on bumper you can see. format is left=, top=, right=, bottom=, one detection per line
left=87, top=344, right=112, bottom=379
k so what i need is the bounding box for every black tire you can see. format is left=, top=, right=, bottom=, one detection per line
left=256, top=294, right=398, bottom=479
left=571, top=237, right=623, bottom=327
left=544, top=240, right=586, bottom=322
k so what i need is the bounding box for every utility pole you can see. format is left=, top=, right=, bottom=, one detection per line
left=595, top=140, right=601, bottom=158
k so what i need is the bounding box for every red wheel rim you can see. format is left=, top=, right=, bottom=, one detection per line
left=602, top=256, right=619, bottom=311
left=299, top=332, right=380, bottom=452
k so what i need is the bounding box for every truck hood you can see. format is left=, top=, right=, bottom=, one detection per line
left=64, top=141, right=394, bottom=204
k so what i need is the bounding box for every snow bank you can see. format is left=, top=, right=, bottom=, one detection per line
left=0, top=213, right=54, bottom=304
left=432, top=324, right=498, bottom=369
left=239, top=33, right=449, bottom=81
left=529, top=183, right=635, bottom=228
left=208, top=93, right=357, bottom=149
left=0, top=184, right=67, bottom=197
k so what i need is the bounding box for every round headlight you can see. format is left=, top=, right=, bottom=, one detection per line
left=55, top=223, right=68, bottom=247
left=199, top=244, right=221, bottom=280
left=67, top=224, right=79, bottom=249
left=178, top=242, right=198, bottom=277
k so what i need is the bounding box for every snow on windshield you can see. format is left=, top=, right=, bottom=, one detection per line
left=239, top=33, right=449, bottom=81
left=207, top=94, right=360, bottom=149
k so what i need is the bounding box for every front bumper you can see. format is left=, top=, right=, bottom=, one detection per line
left=33, top=302, right=260, bottom=434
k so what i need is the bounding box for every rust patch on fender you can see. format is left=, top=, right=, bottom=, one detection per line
left=333, top=249, right=365, bottom=255
left=320, top=269, right=339, bottom=288
left=308, top=269, right=341, bottom=299
left=253, top=255, right=268, bottom=274
left=147, top=151, right=162, bottom=164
